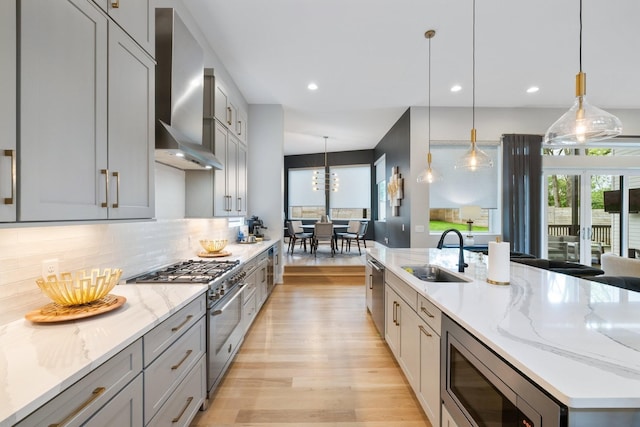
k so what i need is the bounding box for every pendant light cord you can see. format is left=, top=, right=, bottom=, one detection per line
left=579, top=0, right=582, bottom=72
left=472, top=0, right=475, bottom=131
left=428, top=35, right=431, bottom=155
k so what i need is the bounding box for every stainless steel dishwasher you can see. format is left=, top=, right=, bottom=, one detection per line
left=368, top=257, right=385, bottom=337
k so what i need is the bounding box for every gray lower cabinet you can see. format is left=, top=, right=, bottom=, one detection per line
left=144, top=295, right=207, bottom=426
left=383, top=269, right=442, bottom=427
left=16, top=338, right=143, bottom=427
left=0, top=0, right=16, bottom=222
left=19, top=0, right=154, bottom=221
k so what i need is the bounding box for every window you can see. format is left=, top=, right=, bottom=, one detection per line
left=427, top=143, right=499, bottom=234
left=288, top=167, right=325, bottom=219
left=329, top=165, right=371, bottom=220
left=375, top=155, right=386, bottom=221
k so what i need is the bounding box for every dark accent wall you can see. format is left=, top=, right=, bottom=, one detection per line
left=284, top=149, right=376, bottom=241
left=373, top=109, right=411, bottom=248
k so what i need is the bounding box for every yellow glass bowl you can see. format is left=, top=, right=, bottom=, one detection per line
left=36, top=268, right=123, bottom=306
left=199, top=239, right=228, bottom=253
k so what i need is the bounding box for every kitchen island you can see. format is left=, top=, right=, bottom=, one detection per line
left=368, top=246, right=640, bottom=426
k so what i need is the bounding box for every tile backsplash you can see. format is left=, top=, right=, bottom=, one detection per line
left=0, top=218, right=236, bottom=324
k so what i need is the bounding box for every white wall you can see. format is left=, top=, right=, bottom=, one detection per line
left=248, top=105, right=285, bottom=282
left=410, top=106, right=640, bottom=248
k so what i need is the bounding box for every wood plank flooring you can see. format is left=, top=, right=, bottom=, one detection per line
left=191, top=282, right=431, bottom=427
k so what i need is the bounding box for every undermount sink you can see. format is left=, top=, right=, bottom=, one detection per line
left=402, top=265, right=471, bottom=283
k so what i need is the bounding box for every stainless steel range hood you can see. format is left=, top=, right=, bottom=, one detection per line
left=155, top=8, right=223, bottom=170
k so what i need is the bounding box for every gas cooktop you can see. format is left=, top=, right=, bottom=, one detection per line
left=133, top=259, right=240, bottom=284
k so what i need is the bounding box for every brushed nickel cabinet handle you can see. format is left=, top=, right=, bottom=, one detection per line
left=237, top=120, right=242, bottom=135
left=171, top=314, right=193, bottom=332
left=171, top=349, right=193, bottom=371
left=237, top=197, right=242, bottom=212
left=111, top=0, right=119, bottom=8
left=100, top=169, right=109, bottom=208
left=48, top=387, right=106, bottom=427
left=419, top=325, right=433, bottom=337
left=395, top=302, right=400, bottom=327
left=171, top=396, right=193, bottom=423
left=111, top=171, right=120, bottom=208
left=421, top=305, right=435, bottom=318
left=226, top=106, right=232, bottom=125
left=369, top=274, right=373, bottom=289
left=3, top=150, right=15, bottom=205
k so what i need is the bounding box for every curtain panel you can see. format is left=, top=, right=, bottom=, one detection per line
left=501, top=134, right=542, bottom=256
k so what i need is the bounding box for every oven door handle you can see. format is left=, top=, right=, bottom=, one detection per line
left=211, top=284, right=245, bottom=315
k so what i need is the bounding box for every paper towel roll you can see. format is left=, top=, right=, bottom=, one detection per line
left=487, top=241, right=510, bottom=285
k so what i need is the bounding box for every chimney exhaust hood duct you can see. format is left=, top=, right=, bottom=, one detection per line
left=155, top=8, right=223, bottom=170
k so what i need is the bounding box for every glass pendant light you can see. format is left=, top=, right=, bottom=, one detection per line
left=417, top=30, right=439, bottom=184
left=544, top=0, right=622, bottom=145
left=312, top=136, right=339, bottom=192
left=455, top=0, right=493, bottom=171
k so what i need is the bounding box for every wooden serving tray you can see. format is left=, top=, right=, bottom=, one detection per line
left=25, top=294, right=126, bottom=323
left=197, top=250, right=232, bottom=258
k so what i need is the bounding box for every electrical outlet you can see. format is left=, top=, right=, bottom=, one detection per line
left=42, top=259, right=59, bottom=278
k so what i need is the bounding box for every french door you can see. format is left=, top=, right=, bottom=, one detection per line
left=544, top=170, right=640, bottom=266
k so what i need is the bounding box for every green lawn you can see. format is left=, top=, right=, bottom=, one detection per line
left=429, top=220, right=489, bottom=232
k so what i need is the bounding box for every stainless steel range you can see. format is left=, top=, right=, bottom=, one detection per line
left=133, top=259, right=247, bottom=397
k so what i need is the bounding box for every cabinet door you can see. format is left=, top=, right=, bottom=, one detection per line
left=399, top=300, right=420, bottom=390
left=384, top=285, right=400, bottom=358
left=213, top=121, right=229, bottom=216
left=20, top=0, right=108, bottom=221
left=257, top=259, right=268, bottom=305
left=85, top=374, right=143, bottom=427
left=214, top=81, right=231, bottom=126
left=227, top=136, right=238, bottom=212
left=236, top=139, right=247, bottom=215
left=105, top=0, right=154, bottom=56
left=0, top=0, right=16, bottom=222
left=419, top=322, right=441, bottom=427
left=107, top=22, right=155, bottom=219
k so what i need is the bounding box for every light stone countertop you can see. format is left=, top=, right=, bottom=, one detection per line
left=0, top=240, right=278, bottom=427
left=367, top=246, right=640, bottom=410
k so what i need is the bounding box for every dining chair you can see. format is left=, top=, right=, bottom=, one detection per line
left=341, top=221, right=368, bottom=255
left=338, top=220, right=362, bottom=253
left=312, top=222, right=335, bottom=257
left=287, top=221, right=312, bottom=254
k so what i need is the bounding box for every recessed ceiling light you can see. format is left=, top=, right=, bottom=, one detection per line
left=527, top=86, right=539, bottom=93
left=450, top=85, right=462, bottom=92
left=175, top=152, right=185, bottom=158
left=307, top=82, right=318, bottom=91
left=205, top=165, right=212, bottom=169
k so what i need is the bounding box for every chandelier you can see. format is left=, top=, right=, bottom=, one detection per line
left=312, top=136, right=339, bottom=192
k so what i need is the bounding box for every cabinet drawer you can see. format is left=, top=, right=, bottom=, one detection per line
left=147, top=356, right=206, bottom=427
left=17, top=338, right=142, bottom=427
left=85, top=373, right=143, bottom=427
left=243, top=292, right=257, bottom=332
left=144, top=294, right=206, bottom=366
left=385, top=270, right=417, bottom=308
left=417, top=294, right=441, bottom=335
left=145, top=316, right=206, bottom=423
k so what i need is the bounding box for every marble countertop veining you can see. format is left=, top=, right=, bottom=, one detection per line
left=367, top=246, right=640, bottom=409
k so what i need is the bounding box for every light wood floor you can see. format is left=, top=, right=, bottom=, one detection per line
left=191, top=282, right=431, bottom=427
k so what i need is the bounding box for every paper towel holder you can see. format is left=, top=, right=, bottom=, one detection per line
left=487, top=237, right=510, bottom=286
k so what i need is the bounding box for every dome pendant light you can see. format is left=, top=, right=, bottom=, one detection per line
left=544, top=0, right=622, bottom=145
left=417, top=30, right=439, bottom=184
left=455, top=0, right=493, bottom=171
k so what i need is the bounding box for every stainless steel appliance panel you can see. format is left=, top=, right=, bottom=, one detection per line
left=441, top=314, right=567, bottom=427
left=368, top=258, right=385, bottom=337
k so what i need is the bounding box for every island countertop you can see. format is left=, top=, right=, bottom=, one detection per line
left=367, top=246, right=640, bottom=410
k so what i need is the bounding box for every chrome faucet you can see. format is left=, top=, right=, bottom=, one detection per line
left=436, top=229, right=468, bottom=273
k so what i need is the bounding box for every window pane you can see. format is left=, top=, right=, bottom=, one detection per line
left=429, top=144, right=498, bottom=209
left=288, top=168, right=325, bottom=218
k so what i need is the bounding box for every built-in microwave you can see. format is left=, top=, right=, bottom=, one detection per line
left=441, top=314, right=568, bottom=427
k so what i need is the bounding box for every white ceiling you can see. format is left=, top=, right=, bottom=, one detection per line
left=183, top=0, right=640, bottom=155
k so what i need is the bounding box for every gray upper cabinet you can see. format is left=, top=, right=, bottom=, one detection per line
left=0, top=1, right=16, bottom=222
left=92, top=0, right=154, bottom=56
left=19, top=0, right=154, bottom=221
left=107, top=22, right=155, bottom=219
left=20, top=0, right=110, bottom=221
